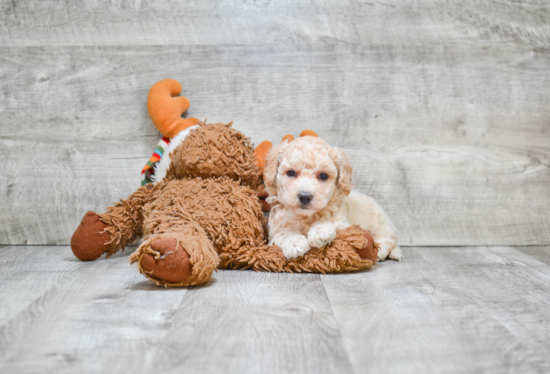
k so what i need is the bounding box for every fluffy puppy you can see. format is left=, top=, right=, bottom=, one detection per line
left=264, top=136, right=402, bottom=261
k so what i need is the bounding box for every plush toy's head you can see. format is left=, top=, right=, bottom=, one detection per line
left=145, top=79, right=262, bottom=189
left=161, top=123, right=262, bottom=189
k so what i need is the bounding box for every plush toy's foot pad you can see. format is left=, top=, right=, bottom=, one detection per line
left=140, top=238, right=192, bottom=284
left=356, top=230, right=378, bottom=263
left=258, top=189, right=271, bottom=212
left=71, top=211, right=111, bottom=261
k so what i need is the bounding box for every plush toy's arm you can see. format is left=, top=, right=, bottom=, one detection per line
left=99, top=184, right=157, bottom=256
left=219, top=225, right=377, bottom=273
left=71, top=184, right=156, bottom=261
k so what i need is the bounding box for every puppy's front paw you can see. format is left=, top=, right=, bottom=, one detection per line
left=281, top=235, right=311, bottom=259
left=307, top=222, right=337, bottom=248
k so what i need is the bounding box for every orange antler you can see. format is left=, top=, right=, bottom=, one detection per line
left=299, top=129, right=318, bottom=137
left=147, top=79, right=200, bottom=138
left=254, top=140, right=273, bottom=170
left=280, top=129, right=319, bottom=143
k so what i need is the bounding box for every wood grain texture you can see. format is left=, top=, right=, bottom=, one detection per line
left=1, top=1, right=549, bottom=245
left=1, top=0, right=549, bottom=47
left=2, top=245, right=550, bottom=373
left=516, top=246, right=550, bottom=266
left=0, top=246, right=81, bottom=327
left=1, top=44, right=549, bottom=245
left=0, top=246, right=352, bottom=374
left=146, top=271, right=353, bottom=374
left=322, top=246, right=550, bottom=373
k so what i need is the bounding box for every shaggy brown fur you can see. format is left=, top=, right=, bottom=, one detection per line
left=130, top=223, right=219, bottom=287
left=220, top=225, right=375, bottom=273
left=166, top=122, right=261, bottom=190
left=141, top=177, right=266, bottom=250
left=99, top=184, right=156, bottom=257
left=71, top=123, right=376, bottom=287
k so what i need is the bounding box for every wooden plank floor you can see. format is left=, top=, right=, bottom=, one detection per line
left=1, top=246, right=550, bottom=373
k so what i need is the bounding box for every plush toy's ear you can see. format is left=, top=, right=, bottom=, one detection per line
left=147, top=79, right=200, bottom=138
left=331, top=147, right=353, bottom=196
left=263, top=142, right=288, bottom=197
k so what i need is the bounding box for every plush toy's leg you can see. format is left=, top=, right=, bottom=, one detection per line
left=71, top=185, right=154, bottom=261
left=130, top=222, right=220, bottom=287
left=220, top=225, right=377, bottom=273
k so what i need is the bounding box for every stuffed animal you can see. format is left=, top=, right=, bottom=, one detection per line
left=70, top=79, right=378, bottom=287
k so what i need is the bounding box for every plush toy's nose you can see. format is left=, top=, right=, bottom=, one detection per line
left=298, top=192, right=313, bottom=205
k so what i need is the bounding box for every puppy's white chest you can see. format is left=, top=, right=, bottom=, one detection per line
left=289, top=221, right=308, bottom=235
left=291, top=216, right=325, bottom=236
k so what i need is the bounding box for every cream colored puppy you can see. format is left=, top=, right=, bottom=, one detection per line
left=264, top=136, right=402, bottom=261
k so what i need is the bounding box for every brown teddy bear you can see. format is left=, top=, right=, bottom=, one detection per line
left=70, top=79, right=378, bottom=287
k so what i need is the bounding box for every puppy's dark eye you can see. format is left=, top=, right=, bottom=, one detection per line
left=319, top=173, right=329, bottom=181
left=287, top=170, right=296, bottom=177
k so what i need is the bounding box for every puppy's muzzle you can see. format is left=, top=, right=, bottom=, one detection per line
left=298, top=192, right=313, bottom=207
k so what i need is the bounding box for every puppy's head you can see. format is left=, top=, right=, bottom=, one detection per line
left=264, top=136, right=352, bottom=216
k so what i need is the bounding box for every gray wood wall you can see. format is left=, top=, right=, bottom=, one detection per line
left=1, top=0, right=549, bottom=246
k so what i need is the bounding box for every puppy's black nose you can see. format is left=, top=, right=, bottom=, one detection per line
left=298, top=192, right=313, bottom=205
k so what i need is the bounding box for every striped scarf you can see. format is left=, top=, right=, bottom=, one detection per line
left=141, top=137, right=170, bottom=186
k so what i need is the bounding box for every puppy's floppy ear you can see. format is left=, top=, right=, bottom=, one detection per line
left=331, top=148, right=353, bottom=196
left=263, top=142, right=286, bottom=196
